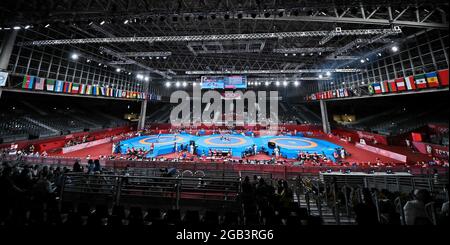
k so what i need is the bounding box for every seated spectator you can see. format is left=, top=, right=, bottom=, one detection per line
left=404, top=189, right=433, bottom=225
left=73, top=160, right=82, bottom=172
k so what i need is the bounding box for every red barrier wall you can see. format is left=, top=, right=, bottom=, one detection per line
left=0, top=125, right=134, bottom=151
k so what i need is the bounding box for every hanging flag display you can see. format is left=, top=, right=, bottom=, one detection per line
left=404, top=76, right=416, bottom=90
left=34, top=77, right=45, bottom=90
left=22, top=75, right=35, bottom=89
left=414, top=74, right=427, bottom=89
left=388, top=80, right=397, bottom=92
left=46, top=79, right=55, bottom=91
left=63, top=82, right=73, bottom=93
left=380, top=80, right=389, bottom=93
left=438, top=69, right=449, bottom=86
left=71, top=83, right=80, bottom=94
left=395, top=78, right=406, bottom=91
left=54, top=80, right=64, bottom=92
left=79, top=84, right=86, bottom=94
left=373, top=83, right=382, bottom=94
left=425, top=72, right=439, bottom=88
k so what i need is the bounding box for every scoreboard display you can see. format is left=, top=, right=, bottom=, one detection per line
left=201, top=75, right=247, bottom=89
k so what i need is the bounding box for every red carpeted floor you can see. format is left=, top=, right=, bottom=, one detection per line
left=49, top=135, right=428, bottom=165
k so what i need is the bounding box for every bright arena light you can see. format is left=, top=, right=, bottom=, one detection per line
left=182, top=82, right=187, bottom=87
left=275, top=81, right=280, bottom=86
left=192, top=82, right=197, bottom=86
left=294, top=81, right=299, bottom=86
left=175, top=81, right=180, bottom=87
left=136, top=74, right=144, bottom=80
left=283, top=81, right=288, bottom=87
left=326, top=71, right=331, bottom=76
left=144, top=76, right=149, bottom=82
left=391, top=46, right=399, bottom=52
left=318, top=74, right=323, bottom=78
left=116, top=68, right=121, bottom=72
left=71, top=53, right=79, bottom=60
left=265, top=81, right=270, bottom=86
left=165, top=82, right=171, bottom=87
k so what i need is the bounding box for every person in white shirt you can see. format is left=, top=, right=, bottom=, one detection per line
left=404, top=189, right=432, bottom=225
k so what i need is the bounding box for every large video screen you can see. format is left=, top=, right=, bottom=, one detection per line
left=201, top=76, right=225, bottom=89
left=201, top=76, right=247, bottom=89
left=225, top=75, right=247, bottom=89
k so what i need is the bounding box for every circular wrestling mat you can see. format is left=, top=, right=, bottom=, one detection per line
left=138, top=135, right=186, bottom=145
left=195, top=134, right=255, bottom=157
left=269, top=137, right=319, bottom=149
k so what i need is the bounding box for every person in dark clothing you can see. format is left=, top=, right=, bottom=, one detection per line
left=93, top=159, right=101, bottom=173
left=73, top=160, right=82, bottom=172
left=353, top=188, right=379, bottom=225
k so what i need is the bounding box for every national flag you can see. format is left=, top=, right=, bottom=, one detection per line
left=86, top=85, right=92, bottom=95
left=438, top=69, right=449, bottom=86
left=121, top=90, right=127, bottom=98
left=34, top=77, right=45, bottom=90
left=388, top=80, right=397, bottom=92
left=404, top=76, right=416, bottom=90
left=22, top=75, right=35, bottom=89
left=343, top=89, right=349, bottom=97
left=380, top=80, right=389, bottom=93
left=425, top=72, right=439, bottom=88
left=63, top=82, right=72, bottom=93
left=46, top=79, right=55, bottom=91
left=368, top=84, right=375, bottom=95
left=79, top=84, right=86, bottom=94
left=395, top=78, right=406, bottom=91
left=414, top=74, right=427, bottom=89
left=373, top=83, right=382, bottom=94
left=100, top=86, right=106, bottom=96
left=71, top=83, right=80, bottom=94
left=54, top=80, right=64, bottom=92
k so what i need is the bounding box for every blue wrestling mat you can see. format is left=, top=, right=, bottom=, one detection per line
left=117, top=134, right=342, bottom=160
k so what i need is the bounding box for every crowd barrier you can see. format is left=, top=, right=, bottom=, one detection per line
left=62, top=137, right=112, bottom=154
left=355, top=143, right=408, bottom=162
left=2, top=155, right=447, bottom=177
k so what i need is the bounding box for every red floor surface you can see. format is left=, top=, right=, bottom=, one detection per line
left=50, top=135, right=425, bottom=165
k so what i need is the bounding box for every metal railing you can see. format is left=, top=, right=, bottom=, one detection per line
left=60, top=172, right=241, bottom=210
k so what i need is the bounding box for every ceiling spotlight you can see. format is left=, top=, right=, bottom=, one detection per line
left=13, top=26, right=21, bottom=30
left=86, top=59, right=91, bottom=63
left=318, top=74, right=323, bottom=79
left=377, top=53, right=382, bottom=56
left=275, top=81, right=280, bottom=86
left=136, top=74, right=144, bottom=80
left=123, top=20, right=129, bottom=24
left=366, top=58, right=370, bottom=61
left=360, top=59, right=365, bottom=63
left=100, top=20, right=105, bottom=25
left=326, top=71, right=331, bottom=76
left=128, top=72, right=132, bottom=75
left=391, top=46, right=399, bottom=52
left=284, top=53, right=288, bottom=56
left=44, top=24, right=50, bottom=28
left=175, top=82, right=180, bottom=87
left=165, top=82, right=171, bottom=87
left=283, top=81, right=288, bottom=87
left=144, top=76, right=150, bottom=82
left=301, top=53, right=305, bottom=56
left=116, top=68, right=121, bottom=72
left=24, top=25, right=30, bottom=29
left=293, top=53, right=297, bottom=56
left=294, top=81, right=299, bottom=86
left=265, top=82, right=270, bottom=86
left=193, top=82, right=197, bottom=86
left=71, top=53, right=79, bottom=60
left=182, top=82, right=187, bottom=87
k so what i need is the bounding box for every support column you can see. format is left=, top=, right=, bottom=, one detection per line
left=0, top=30, right=18, bottom=99
left=320, top=100, right=331, bottom=134
left=138, top=99, right=148, bottom=130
